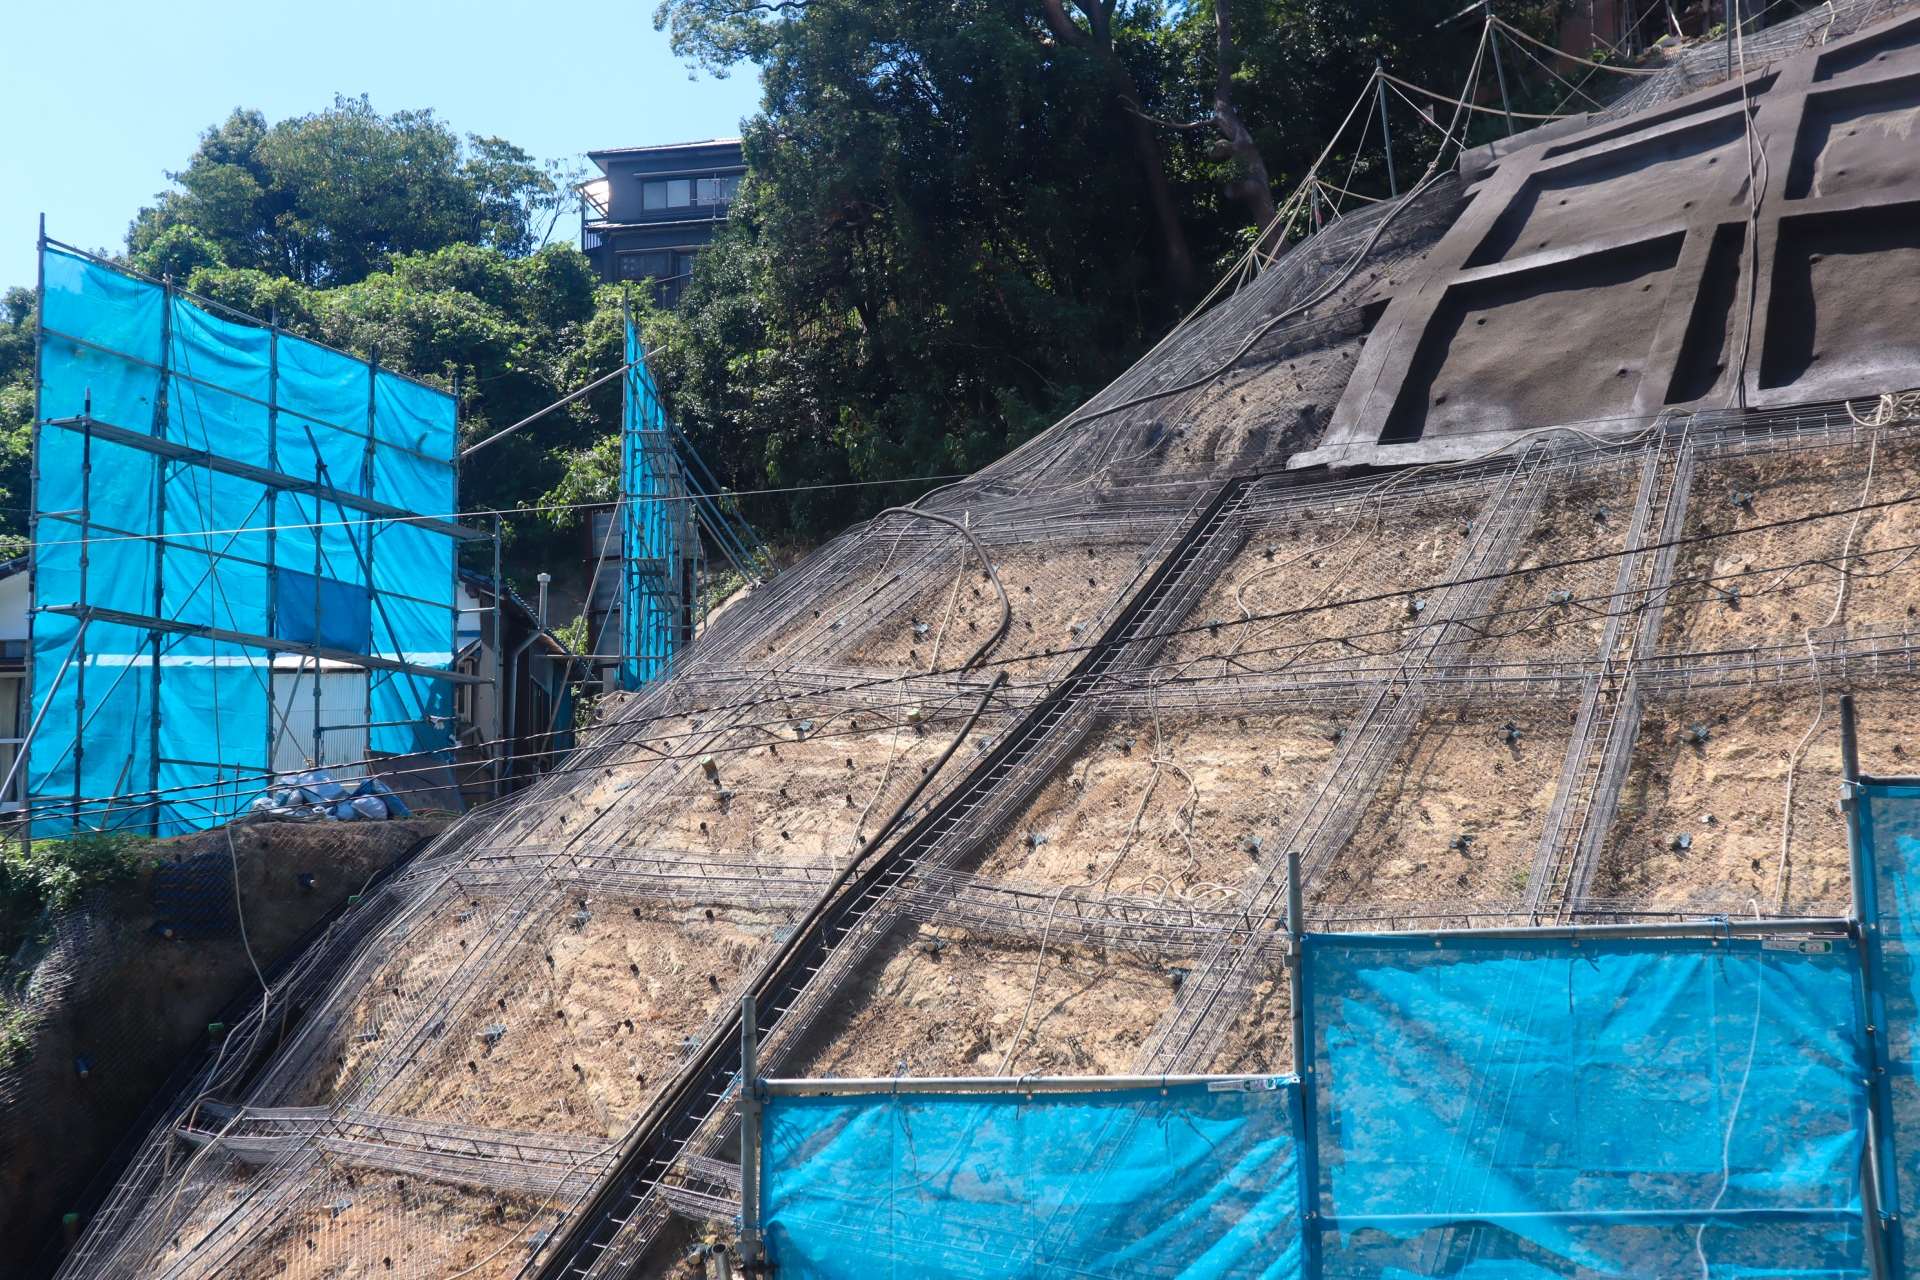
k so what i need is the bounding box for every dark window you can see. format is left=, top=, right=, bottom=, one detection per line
left=696, top=175, right=740, bottom=206
left=617, top=251, right=673, bottom=282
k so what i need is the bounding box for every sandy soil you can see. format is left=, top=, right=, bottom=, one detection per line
left=327, top=898, right=772, bottom=1139
left=1315, top=698, right=1575, bottom=907
left=1175, top=336, right=1369, bottom=471
left=782, top=922, right=1175, bottom=1079
left=969, top=713, right=1339, bottom=901
left=192, top=1172, right=544, bottom=1280
left=1202, top=971, right=1295, bottom=1077
left=1661, top=435, right=1920, bottom=650
left=1467, top=468, right=1640, bottom=662
left=1158, top=489, right=1487, bottom=685
left=842, top=539, right=1160, bottom=682
left=1589, top=683, right=1913, bottom=914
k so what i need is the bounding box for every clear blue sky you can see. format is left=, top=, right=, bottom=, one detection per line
left=0, top=0, right=763, bottom=292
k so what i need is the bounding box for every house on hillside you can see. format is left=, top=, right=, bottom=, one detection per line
left=579, top=139, right=746, bottom=306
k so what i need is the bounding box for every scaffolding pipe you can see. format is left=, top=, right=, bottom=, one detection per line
left=0, top=616, right=92, bottom=807
left=761, top=1073, right=1287, bottom=1097
left=737, top=994, right=766, bottom=1274
left=1842, top=694, right=1894, bottom=1280
left=1287, top=851, right=1306, bottom=1079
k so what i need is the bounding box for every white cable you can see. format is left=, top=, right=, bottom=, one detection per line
left=1776, top=433, right=1876, bottom=907
left=1694, top=946, right=1766, bottom=1279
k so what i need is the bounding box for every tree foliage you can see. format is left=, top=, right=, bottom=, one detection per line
left=0, top=288, right=36, bottom=550
left=129, top=96, right=572, bottom=288
left=0, top=4, right=1592, bottom=570
left=648, top=0, right=1210, bottom=537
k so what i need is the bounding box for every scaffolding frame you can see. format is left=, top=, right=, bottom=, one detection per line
left=26, top=236, right=492, bottom=836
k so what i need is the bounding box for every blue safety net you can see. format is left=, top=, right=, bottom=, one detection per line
left=1307, top=933, right=1869, bottom=1278
left=619, top=321, right=691, bottom=691
left=762, top=1079, right=1305, bottom=1279
left=32, top=244, right=459, bottom=834
left=1854, top=781, right=1920, bottom=1273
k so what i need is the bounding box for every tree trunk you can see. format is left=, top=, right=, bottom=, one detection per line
left=1209, top=0, right=1276, bottom=229
left=1041, top=0, right=1195, bottom=306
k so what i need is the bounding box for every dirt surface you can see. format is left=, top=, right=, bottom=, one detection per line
left=1316, top=699, right=1574, bottom=908
left=783, top=922, right=1175, bottom=1079
left=327, top=898, right=774, bottom=1140
left=1661, top=435, right=1920, bottom=650
left=1468, top=468, right=1640, bottom=662
left=1165, top=334, right=1370, bottom=474
left=0, top=819, right=445, bottom=1280
left=511, top=692, right=1021, bottom=894
left=1158, top=488, right=1486, bottom=687
left=161, top=1169, right=543, bottom=1280
left=1202, top=970, right=1295, bottom=1077
left=971, top=713, right=1338, bottom=902
left=842, top=538, right=1160, bottom=683
left=1589, top=684, right=1910, bottom=914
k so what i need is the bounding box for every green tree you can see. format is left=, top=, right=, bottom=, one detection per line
left=649, top=0, right=1195, bottom=536
left=0, top=288, right=36, bottom=547
left=129, top=97, right=569, bottom=287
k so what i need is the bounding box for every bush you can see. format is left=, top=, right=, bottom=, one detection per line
left=0, top=832, right=151, bottom=960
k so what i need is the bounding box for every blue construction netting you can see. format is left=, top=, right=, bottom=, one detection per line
left=762, top=1079, right=1305, bottom=1280
left=1307, top=933, right=1869, bottom=1278
left=1854, top=781, right=1920, bottom=1274
left=32, top=243, right=460, bottom=835
left=619, top=318, right=693, bottom=691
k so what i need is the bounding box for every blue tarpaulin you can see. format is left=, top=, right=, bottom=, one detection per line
left=31, top=244, right=459, bottom=833
left=763, top=1080, right=1305, bottom=1279
left=619, top=320, right=691, bottom=691
left=1307, top=933, right=1869, bottom=1277
left=1854, top=781, right=1920, bottom=1273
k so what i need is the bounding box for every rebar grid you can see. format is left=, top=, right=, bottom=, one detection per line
left=54, top=128, right=1920, bottom=1278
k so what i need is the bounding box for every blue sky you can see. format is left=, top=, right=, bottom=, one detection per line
left=0, top=0, right=763, bottom=292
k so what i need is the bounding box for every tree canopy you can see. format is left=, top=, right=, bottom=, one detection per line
left=129, top=96, right=571, bottom=287
left=0, top=2, right=1591, bottom=584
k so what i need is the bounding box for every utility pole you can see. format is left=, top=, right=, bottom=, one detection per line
left=1485, top=0, right=1515, bottom=136
left=1375, top=60, right=1398, bottom=197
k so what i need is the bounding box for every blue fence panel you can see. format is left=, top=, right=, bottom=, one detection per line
left=1308, top=933, right=1869, bottom=1278
left=31, top=245, right=459, bottom=832
left=1856, top=781, right=1920, bottom=1270
left=764, top=1080, right=1305, bottom=1280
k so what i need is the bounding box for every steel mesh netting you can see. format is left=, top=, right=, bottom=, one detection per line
left=1593, top=0, right=1920, bottom=125
left=51, top=66, right=1920, bottom=1275
left=53, top=491, right=1200, bottom=1277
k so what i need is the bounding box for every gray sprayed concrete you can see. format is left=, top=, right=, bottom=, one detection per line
left=1297, top=8, right=1920, bottom=471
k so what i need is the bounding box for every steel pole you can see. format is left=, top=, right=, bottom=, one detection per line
left=1287, top=851, right=1305, bottom=1079
left=1375, top=61, right=1398, bottom=197
left=738, top=993, right=766, bottom=1274
left=1485, top=7, right=1515, bottom=136
left=1842, top=694, right=1896, bottom=1279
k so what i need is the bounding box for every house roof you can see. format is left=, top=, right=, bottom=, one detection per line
left=458, top=569, right=578, bottom=658
left=587, top=138, right=745, bottom=172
